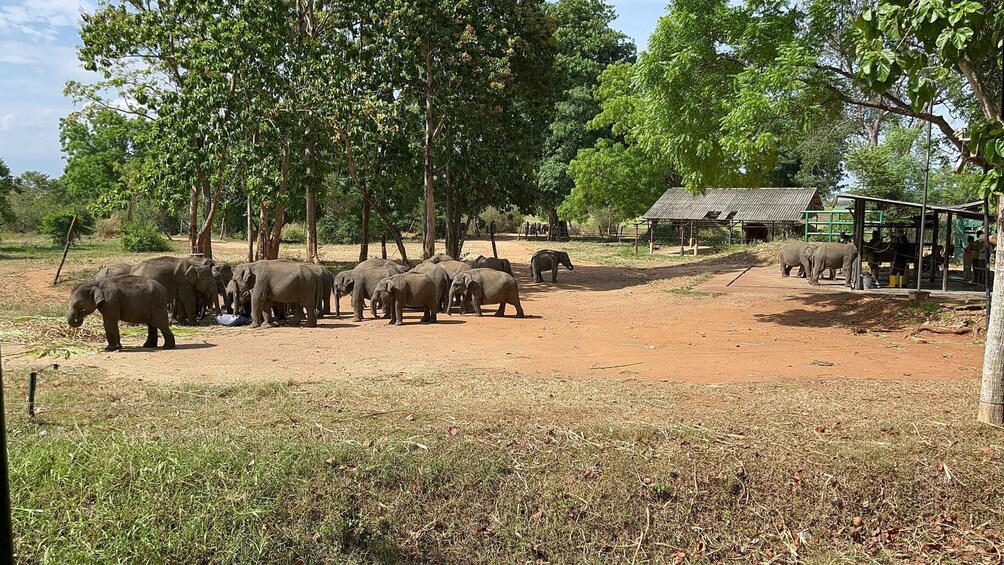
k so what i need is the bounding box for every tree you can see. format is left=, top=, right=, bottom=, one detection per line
left=851, top=0, right=1002, bottom=425
left=0, top=158, right=14, bottom=227
left=60, top=108, right=144, bottom=216
left=537, top=0, right=635, bottom=226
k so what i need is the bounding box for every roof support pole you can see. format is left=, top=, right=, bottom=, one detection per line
left=930, top=211, right=940, bottom=284
left=852, top=197, right=866, bottom=290
left=650, top=220, right=657, bottom=254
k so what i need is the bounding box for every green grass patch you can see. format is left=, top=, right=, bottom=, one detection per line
left=666, top=272, right=717, bottom=297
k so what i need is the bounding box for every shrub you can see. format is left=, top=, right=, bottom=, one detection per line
left=478, top=206, right=524, bottom=233
left=39, top=211, right=94, bottom=246
left=121, top=222, right=171, bottom=252
left=281, top=222, right=307, bottom=243
left=96, top=216, right=124, bottom=239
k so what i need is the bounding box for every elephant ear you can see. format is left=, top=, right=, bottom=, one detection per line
left=184, top=266, right=200, bottom=285
left=239, top=267, right=256, bottom=286
left=91, top=284, right=107, bottom=308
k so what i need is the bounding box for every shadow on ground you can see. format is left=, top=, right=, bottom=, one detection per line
left=752, top=292, right=919, bottom=331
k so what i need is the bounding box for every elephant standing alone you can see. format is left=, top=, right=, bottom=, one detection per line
left=530, top=250, right=574, bottom=283
left=67, top=275, right=175, bottom=351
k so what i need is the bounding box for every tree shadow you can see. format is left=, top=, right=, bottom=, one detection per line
left=752, top=292, right=917, bottom=331
left=117, top=342, right=217, bottom=352
left=512, top=260, right=755, bottom=298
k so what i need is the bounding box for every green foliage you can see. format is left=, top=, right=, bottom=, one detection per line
left=281, top=223, right=307, bottom=244
left=60, top=109, right=146, bottom=214
left=121, top=222, right=171, bottom=253
left=0, top=158, right=14, bottom=227
left=846, top=126, right=925, bottom=202
left=478, top=206, right=525, bottom=233
left=564, top=139, right=667, bottom=223
left=5, top=171, right=69, bottom=233
left=39, top=211, right=94, bottom=246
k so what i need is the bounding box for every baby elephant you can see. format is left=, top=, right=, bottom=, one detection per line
left=530, top=249, right=574, bottom=283
left=372, top=273, right=439, bottom=326
left=67, top=275, right=175, bottom=351
left=448, top=268, right=524, bottom=318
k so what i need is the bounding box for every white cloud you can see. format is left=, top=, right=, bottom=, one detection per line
left=0, top=112, right=15, bottom=131
left=0, top=0, right=92, bottom=40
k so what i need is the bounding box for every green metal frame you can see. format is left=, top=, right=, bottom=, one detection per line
left=802, top=209, right=886, bottom=242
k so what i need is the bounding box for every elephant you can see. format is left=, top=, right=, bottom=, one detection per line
left=66, top=275, right=175, bottom=351
left=333, top=266, right=401, bottom=321
left=371, top=273, right=439, bottom=325
left=778, top=242, right=817, bottom=278
left=131, top=257, right=219, bottom=324
left=804, top=243, right=858, bottom=286
left=232, top=260, right=320, bottom=328
left=432, top=259, right=472, bottom=280
left=448, top=268, right=524, bottom=318
left=95, top=263, right=133, bottom=281
left=357, top=258, right=407, bottom=273
left=530, top=250, right=574, bottom=283
left=409, top=261, right=450, bottom=313
left=305, top=264, right=334, bottom=317
left=426, top=253, right=455, bottom=264
left=473, top=255, right=514, bottom=276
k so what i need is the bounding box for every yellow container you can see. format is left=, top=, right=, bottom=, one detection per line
left=889, top=274, right=899, bottom=287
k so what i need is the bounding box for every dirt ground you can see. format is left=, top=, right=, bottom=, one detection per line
left=25, top=238, right=982, bottom=386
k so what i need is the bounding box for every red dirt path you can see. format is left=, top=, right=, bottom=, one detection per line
left=54, top=240, right=982, bottom=385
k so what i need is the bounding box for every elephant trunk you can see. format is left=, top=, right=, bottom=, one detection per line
left=66, top=310, right=82, bottom=328
left=370, top=291, right=380, bottom=318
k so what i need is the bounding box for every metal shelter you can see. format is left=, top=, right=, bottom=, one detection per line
left=835, top=193, right=991, bottom=294
left=642, top=188, right=823, bottom=252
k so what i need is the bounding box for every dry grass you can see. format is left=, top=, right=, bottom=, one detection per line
left=3, top=366, right=1002, bottom=563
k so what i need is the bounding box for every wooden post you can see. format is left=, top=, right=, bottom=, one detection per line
left=381, top=234, right=387, bottom=260
left=693, top=223, right=699, bottom=256
left=678, top=223, right=684, bottom=255
left=650, top=220, right=657, bottom=253
left=943, top=212, right=953, bottom=291
left=52, top=214, right=78, bottom=286
left=489, top=221, right=498, bottom=258
left=634, top=224, right=639, bottom=255
left=727, top=222, right=732, bottom=245
left=929, top=211, right=940, bottom=283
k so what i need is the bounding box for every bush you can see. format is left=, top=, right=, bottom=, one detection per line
left=96, top=216, right=124, bottom=239
left=121, top=222, right=171, bottom=252
left=281, top=222, right=307, bottom=243
left=39, top=211, right=94, bottom=246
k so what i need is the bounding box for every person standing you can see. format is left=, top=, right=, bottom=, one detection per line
left=963, top=235, right=976, bottom=283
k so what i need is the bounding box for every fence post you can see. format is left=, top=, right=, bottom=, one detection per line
left=52, top=214, right=78, bottom=286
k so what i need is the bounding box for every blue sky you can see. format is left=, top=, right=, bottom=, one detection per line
left=0, top=0, right=666, bottom=178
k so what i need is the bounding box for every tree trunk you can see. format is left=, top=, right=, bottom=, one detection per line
left=305, top=137, right=319, bottom=264
left=200, top=173, right=213, bottom=259
left=188, top=173, right=201, bottom=255
left=422, top=42, right=437, bottom=260
left=247, top=194, right=254, bottom=262
left=340, top=136, right=410, bottom=266
left=359, top=193, right=371, bottom=261
left=547, top=206, right=559, bottom=242
left=444, top=171, right=459, bottom=259
left=979, top=194, right=1004, bottom=425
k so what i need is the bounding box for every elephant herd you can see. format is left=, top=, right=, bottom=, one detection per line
left=778, top=242, right=858, bottom=287
left=65, top=249, right=576, bottom=352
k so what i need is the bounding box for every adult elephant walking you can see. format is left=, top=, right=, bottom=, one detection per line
left=131, top=257, right=218, bottom=324
left=232, top=260, right=320, bottom=328
left=448, top=268, right=525, bottom=318
left=805, top=243, right=858, bottom=286
left=530, top=250, right=574, bottom=283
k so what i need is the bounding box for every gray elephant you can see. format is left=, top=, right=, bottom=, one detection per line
left=410, top=262, right=450, bottom=313
left=531, top=250, right=574, bottom=283
left=305, top=264, right=334, bottom=317
left=778, top=242, right=817, bottom=278
left=131, top=257, right=219, bottom=324
left=426, top=253, right=455, bottom=264
left=432, top=259, right=472, bottom=280
left=357, top=258, right=408, bottom=272
left=804, top=243, right=858, bottom=286
left=95, top=263, right=133, bottom=281
left=232, top=260, right=320, bottom=327
left=333, top=266, right=401, bottom=321
left=371, top=273, right=439, bottom=325
left=67, top=275, right=175, bottom=351
left=448, top=268, right=524, bottom=318
left=473, top=255, right=514, bottom=276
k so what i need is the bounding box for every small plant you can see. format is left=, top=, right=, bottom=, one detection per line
left=121, top=222, right=171, bottom=252
left=39, top=210, right=94, bottom=246
left=281, top=222, right=307, bottom=243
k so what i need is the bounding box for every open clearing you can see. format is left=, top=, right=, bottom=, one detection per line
left=1, top=236, right=1001, bottom=563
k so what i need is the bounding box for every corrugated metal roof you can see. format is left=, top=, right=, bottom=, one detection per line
left=643, top=188, right=822, bottom=223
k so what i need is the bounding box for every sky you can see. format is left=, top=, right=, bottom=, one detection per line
left=0, top=0, right=666, bottom=178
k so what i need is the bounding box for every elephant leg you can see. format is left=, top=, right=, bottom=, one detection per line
left=428, top=301, right=437, bottom=323
left=781, top=263, right=790, bottom=277
left=143, top=324, right=158, bottom=348
left=551, top=265, right=558, bottom=283
left=532, top=263, right=542, bottom=283
left=421, top=305, right=431, bottom=323
left=512, top=296, right=525, bottom=318
left=335, top=290, right=341, bottom=318
left=102, top=314, right=122, bottom=351
left=179, top=287, right=197, bottom=325
left=304, top=294, right=317, bottom=328
left=472, top=296, right=484, bottom=317
left=494, top=302, right=506, bottom=317
left=352, top=287, right=364, bottom=322
left=393, top=298, right=404, bottom=326
left=250, top=289, right=264, bottom=328
left=291, top=302, right=304, bottom=327
left=153, top=308, right=175, bottom=349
